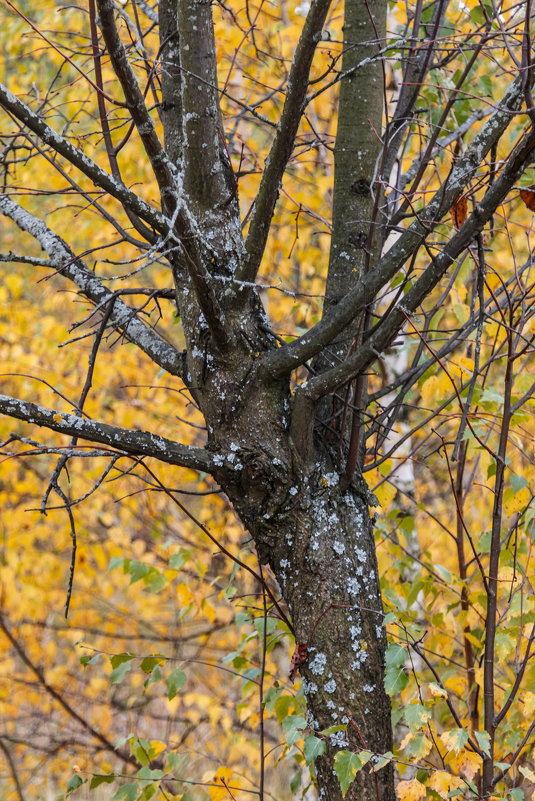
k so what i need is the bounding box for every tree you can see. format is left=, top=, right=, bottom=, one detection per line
left=1, top=1, right=535, bottom=800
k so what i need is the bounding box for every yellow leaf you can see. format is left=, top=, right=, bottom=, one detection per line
left=378, top=458, right=393, bottom=478
left=421, top=375, right=440, bottom=406
left=150, top=740, right=167, bottom=757
left=5, top=273, right=23, bottom=299
left=374, top=480, right=397, bottom=510
left=429, top=771, right=452, bottom=797
left=202, top=599, right=217, bottom=623
left=428, top=682, right=448, bottom=698
left=448, top=749, right=481, bottom=781
left=209, top=767, right=234, bottom=801
left=429, top=771, right=465, bottom=798
left=397, top=778, right=426, bottom=801
left=458, top=356, right=474, bottom=374
left=176, top=583, right=194, bottom=608
left=524, top=692, right=535, bottom=716
left=503, top=486, right=531, bottom=516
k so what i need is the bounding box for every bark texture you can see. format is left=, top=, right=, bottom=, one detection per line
left=4, top=0, right=534, bottom=798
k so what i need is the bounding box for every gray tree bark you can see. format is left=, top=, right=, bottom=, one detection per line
left=2, top=0, right=535, bottom=799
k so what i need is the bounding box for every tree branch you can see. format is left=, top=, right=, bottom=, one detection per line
left=96, top=0, right=233, bottom=349
left=0, top=196, right=184, bottom=379
left=0, top=612, right=140, bottom=771
left=260, top=69, right=529, bottom=379
left=234, top=0, right=333, bottom=287
left=297, top=123, right=535, bottom=399
left=96, top=0, right=177, bottom=210
left=0, top=393, right=214, bottom=473
left=178, top=0, right=233, bottom=211
left=0, top=83, right=168, bottom=233
left=159, top=0, right=182, bottom=166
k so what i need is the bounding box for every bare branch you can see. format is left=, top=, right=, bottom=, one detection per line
left=96, top=0, right=177, bottom=210
left=296, top=122, right=535, bottom=399
left=260, top=69, right=530, bottom=380
left=0, top=196, right=184, bottom=378
left=159, top=0, right=182, bottom=166
left=0, top=83, right=168, bottom=233
left=235, top=0, right=333, bottom=286
left=0, top=393, right=214, bottom=473
left=178, top=0, right=232, bottom=210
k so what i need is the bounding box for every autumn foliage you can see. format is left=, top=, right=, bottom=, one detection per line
left=1, top=1, right=535, bottom=801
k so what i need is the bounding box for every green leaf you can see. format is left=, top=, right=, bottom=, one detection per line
left=253, top=616, right=278, bottom=637
left=385, top=643, right=406, bottom=668
left=66, top=775, right=85, bottom=794
left=132, top=739, right=152, bottom=767
left=144, top=665, right=163, bottom=688
left=111, top=659, right=133, bottom=685
left=149, top=572, right=168, bottom=593
left=469, top=6, right=486, bottom=25
left=169, top=550, right=190, bottom=570
left=140, top=655, right=165, bottom=674
left=509, top=790, right=524, bottom=801
left=404, top=703, right=431, bottom=732
left=399, top=516, right=414, bottom=534
left=166, top=667, right=187, bottom=700
left=371, top=752, right=393, bottom=772
left=435, top=564, right=452, bottom=583
left=319, top=724, right=348, bottom=736
left=479, top=531, right=492, bottom=550
left=111, top=653, right=135, bottom=669
left=282, top=714, right=307, bottom=733
left=303, top=735, right=326, bottom=764
left=511, top=475, right=528, bottom=494
left=115, top=733, right=134, bottom=749
left=481, top=388, right=504, bottom=406
left=113, top=783, right=139, bottom=801
left=283, top=714, right=307, bottom=745
left=108, top=556, right=124, bottom=572
left=441, top=728, right=469, bottom=754
left=406, top=734, right=430, bottom=759
left=475, top=730, right=491, bottom=757
left=167, top=752, right=188, bottom=773
left=90, top=774, right=115, bottom=789
left=290, top=768, right=302, bottom=794
left=357, top=750, right=373, bottom=768
left=333, top=751, right=364, bottom=797
left=274, top=694, right=293, bottom=723
left=129, top=560, right=150, bottom=584
left=384, top=666, right=409, bottom=695
left=137, top=767, right=164, bottom=786
left=478, top=74, right=492, bottom=96
left=80, top=653, right=100, bottom=667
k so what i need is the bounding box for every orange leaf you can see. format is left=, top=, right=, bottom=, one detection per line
left=520, top=185, right=535, bottom=211
left=450, top=195, right=468, bottom=229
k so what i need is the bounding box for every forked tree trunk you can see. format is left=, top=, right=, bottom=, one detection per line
left=184, top=1, right=394, bottom=797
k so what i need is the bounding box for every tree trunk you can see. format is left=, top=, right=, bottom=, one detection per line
left=190, top=2, right=394, bottom=797
left=272, top=480, right=395, bottom=801
left=206, top=368, right=395, bottom=800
